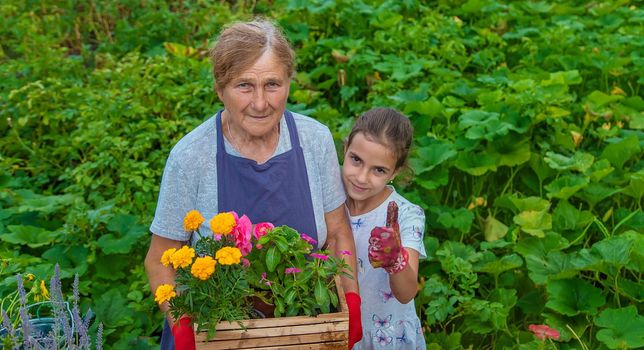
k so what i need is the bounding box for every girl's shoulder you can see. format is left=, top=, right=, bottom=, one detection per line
left=388, top=188, right=425, bottom=220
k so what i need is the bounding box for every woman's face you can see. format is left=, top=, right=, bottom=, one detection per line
left=217, top=51, right=290, bottom=138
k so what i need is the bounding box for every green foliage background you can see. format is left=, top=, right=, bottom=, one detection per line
left=1, top=0, right=642, bottom=349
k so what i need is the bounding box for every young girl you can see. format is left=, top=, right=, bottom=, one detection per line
left=343, top=108, right=426, bottom=350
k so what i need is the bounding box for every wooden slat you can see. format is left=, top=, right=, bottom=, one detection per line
left=197, top=331, right=347, bottom=349
left=241, top=341, right=347, bottom=350
left=210, top=321, right=348, bottom=340
left=209, top=311, right=349, bottom=331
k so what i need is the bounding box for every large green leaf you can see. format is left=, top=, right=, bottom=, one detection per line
left=483, top=215, right=509, bottom=242
left=552, top=200, right=593, bottom=232
left=458, top=110, right=512, bottom=141
left=436, top=208, right=474, bottom=234
left=543, top=151, right=595, bottom=172
left=473, top=252, right=523, bottom=275
left=409, top=139, right=457, bottom=174
left=584, top=159, right=614, bottom=182
left=513, top=209, right=552, bottom=237
left=93, top=288, right=136, bottom=328
left=595, top=306, right=644, bottom=349
left=545, top=175, right=589, bottom=200
left=455, top=151, right=498, bottom=176
left=600, top=135, right=641, bottom=169
left=575, top=183, right=622, bottom=208
left=488, top=135, right=531, bottom=167
left=96, top=214, right=148, bottom=254
left=2, top=225, right=61, bottom=248
left=623, top=170, right=644, bottom=201
left=546, top=278, right=606, bottom=316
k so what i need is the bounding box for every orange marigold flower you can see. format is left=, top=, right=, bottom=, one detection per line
left=170, top=246, right=195, bottom=269
left=215, top=246, right=242, bottom=265
left=154, top=284, right=176, bottom=304
left=183, top=210, right=205, bottom=232
left=210, top=212, right=237, bottom=235
left=191, top=256, right=216, bottom=280
left=161, top=248, right=177, bottom=267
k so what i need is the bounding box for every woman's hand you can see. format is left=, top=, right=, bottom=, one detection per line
left=171, top=316, right=196, bottom=350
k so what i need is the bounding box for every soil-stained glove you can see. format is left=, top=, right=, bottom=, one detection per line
left=368, top=201, right=409, bottom=274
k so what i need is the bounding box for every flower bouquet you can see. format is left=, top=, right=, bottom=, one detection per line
left=154, top=210, right=350, bottom=340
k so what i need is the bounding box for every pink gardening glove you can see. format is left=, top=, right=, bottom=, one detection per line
left=368, top=201, right=409, bottom=274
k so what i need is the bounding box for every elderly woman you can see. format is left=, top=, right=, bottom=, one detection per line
left=144, top=20, right=362, bottom=349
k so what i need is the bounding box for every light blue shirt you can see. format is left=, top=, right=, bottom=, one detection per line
left=150, top=112, right=346, bottom=248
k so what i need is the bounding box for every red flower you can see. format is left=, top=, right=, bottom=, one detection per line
left=529, top=324, right=560, bottom=341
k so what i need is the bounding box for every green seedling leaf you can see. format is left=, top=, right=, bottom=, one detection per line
left=484, top=215, right=509, bottom=242
left=546, top=278, right=606, bottom=316
left=595, top=306, right=644, bottom=349
left=514, top=209, right=552, bottom=237
left=455, top=151, right=497, bottom=176
left=543, top=151, right=594, bottom=172
left=600, top=135, right=641, bottom=169
left=2, top=225, right=62, bottom=248
left=314, top=278, right=330, bottom=310
left=545, top=175, right=589, bottom=200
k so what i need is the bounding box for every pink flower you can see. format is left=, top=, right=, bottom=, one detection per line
left=310, top=253, right=329, bottom=261
left=285, top=267, right=302, bottom=274
left=341, top=250, right=352, bottom=256
left=253, top=222, right=274, bottom=240
left=529, top=324, right=560, bottom=341
left=232, top=214, right=253, bottom=256
left=260, top=272, right=272, bottom=286
left=300, top=233, right=317, bottom=246
left=241, top=258, right=250, bottom=267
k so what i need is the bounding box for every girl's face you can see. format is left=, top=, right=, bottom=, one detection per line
left=342, top=132, right=398, bottom=205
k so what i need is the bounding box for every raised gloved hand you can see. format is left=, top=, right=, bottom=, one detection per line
left=171, top=316, right=196, bottom=350
left=345, top=292, right=363, bottom=349
left=368, top=201, right=409, bottom=274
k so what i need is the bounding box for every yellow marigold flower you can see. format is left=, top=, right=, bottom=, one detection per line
left=210, top=212, right=236, bottom=235
left=154, top=284, right=176, bottom=304
left=191, top=256, right=216, bottom=280
left=26, top=273, right=35, bottom=281
left=170, top=246, right=195, bottom=269
left=39, top=280, right=49, bottom=300
left=183, top=210, right=205, bottom=232
left=215, top=247, right=242, bottom=265
left=161, top=248, right=177, bottom=267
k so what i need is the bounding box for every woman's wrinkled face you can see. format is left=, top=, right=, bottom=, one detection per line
left=217, top=51, right=290, bottom=138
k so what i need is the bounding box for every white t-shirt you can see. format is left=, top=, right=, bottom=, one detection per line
left=349, top=187, right=427, bottom=350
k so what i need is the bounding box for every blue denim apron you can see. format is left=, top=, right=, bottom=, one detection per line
left=160, top=110, right=318, bottom=349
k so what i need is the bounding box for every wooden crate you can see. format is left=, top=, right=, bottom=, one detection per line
left=196, top=276, right=349, bottom=349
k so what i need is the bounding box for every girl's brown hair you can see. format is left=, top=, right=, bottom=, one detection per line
left=346, top=108, right=413, bottom=171
left=209, top=19, right=296, bottom=90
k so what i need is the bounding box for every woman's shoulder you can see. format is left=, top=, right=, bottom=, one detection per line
left=290, top=111, right=332, bottom=136
left=168, top=116, right=217, bottom=166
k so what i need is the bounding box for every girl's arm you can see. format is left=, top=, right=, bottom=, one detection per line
left=389, top=247, right=420, bottom=304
